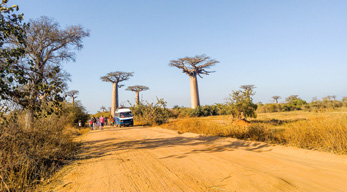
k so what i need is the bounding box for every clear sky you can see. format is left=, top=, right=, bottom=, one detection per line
left=11, top=0, right=347, bottom=113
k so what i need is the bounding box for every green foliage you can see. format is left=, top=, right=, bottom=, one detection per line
left=283, top=95, right=306, bottom=111
left=0, top=1, right=27, bottom=109
left=304, top=97, right=342, bottom=112
left=130, top=98, right=170, bottom=126
left=227, top=89, right=257, bottom=119
left=61, top=101, right=90, bottom=127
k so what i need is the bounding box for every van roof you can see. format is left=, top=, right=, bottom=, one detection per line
left=115, top=108, right=132, bottom=113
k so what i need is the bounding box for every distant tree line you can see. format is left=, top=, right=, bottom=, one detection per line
left=257, top=95, right=347, bottom=113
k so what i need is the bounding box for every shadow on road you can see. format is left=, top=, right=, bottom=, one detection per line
left=77, top=126, right=270, bottom=161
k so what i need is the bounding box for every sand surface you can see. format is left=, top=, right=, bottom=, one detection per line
left=46, top=126, right=347, bottom=192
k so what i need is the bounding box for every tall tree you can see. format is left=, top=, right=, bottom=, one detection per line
left=272, top=96, right=281, bottom=104
left=65, top=90, right=79, bottom=106
left=169, top=54, right=219, bottom=109
left=0, top=1, right=27, bottom=118
left=126, top=85, right=149, bottom=105
left=10, top=16, right=89, bottom=128
left=100, top=106, right=106, bottom=112
left=101, top=71, right=133, bottom=118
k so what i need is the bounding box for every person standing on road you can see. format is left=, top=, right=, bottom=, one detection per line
left=96, top=117, right=100, bottom=130
left=105, top=116, right=108, bottom=125
left=92, top=116, right=96, bottom=130
left=89, top=118, right=93, bottom=129
left=100, top=115, right=105, bottom=130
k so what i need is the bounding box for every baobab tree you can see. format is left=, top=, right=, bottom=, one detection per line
left=101, top=71, right=133, bottom=118
left=65, top=90, right=79, bottom=106
left=240, top=85, right=256, bottom=98
left=169, top=54, right=219, bottom=109
left=272, top=96, right=281, bottom=104
left=100, top=106, right=106, bottom=112
left=126, top=85, right=149, bottom=105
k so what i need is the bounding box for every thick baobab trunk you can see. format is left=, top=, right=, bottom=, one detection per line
left=25, top=109, right=34, bottom=129
left=111, top=83, right=119, bottom=118
left=135, top=92, right=140, bottom=105
left=72, top=97, right=75, bottom=106
left=274, top=99, right=278, bottom=104
left=190, top=75, right=200, bottom=109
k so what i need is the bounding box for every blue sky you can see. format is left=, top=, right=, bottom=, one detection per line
left=11, top=0, right=347, bottom=113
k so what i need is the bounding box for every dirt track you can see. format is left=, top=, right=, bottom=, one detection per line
left=48, top=126, right=347, bottom=192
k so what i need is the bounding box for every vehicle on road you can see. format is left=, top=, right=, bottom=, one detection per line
left=115, top=108, right=134, bottom=127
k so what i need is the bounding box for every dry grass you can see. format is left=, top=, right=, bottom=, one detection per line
left=161, top=110, right=347, bottom=154
left=0, top=115, right=81, bottom=191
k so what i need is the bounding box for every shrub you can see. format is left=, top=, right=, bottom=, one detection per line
left=0, top=115, right=78, bottom=191
left=130, top=98, right=170, bottom=126
left=226, top=89, right=257, bottom=119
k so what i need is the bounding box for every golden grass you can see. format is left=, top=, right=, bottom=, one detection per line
left=0, top=116, right=83, bottom=191
left=161, top=110, right=347, bottom=154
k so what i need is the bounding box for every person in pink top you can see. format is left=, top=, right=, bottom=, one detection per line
left=99, top=115, right=105, bottom=130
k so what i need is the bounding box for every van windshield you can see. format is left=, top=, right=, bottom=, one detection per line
left=120, top=112, right=133, bottom=118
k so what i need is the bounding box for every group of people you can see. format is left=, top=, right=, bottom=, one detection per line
left=89, top=115, right=115, bottom=130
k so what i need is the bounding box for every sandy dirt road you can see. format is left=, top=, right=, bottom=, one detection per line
left=48, top=126, right=347, bottom=192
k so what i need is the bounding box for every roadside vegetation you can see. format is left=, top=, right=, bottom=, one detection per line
left=161, top=101, right=347, bottom=155
left=0, top=1, right=89, bottom=191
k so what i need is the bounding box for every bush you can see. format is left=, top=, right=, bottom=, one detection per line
left=61, top=102, right=90, bottom=127
left=0, top=115, right=78, bottom=191
left=130, top=98, right=170, bottom=126
left=226, top=89, right=257, bottom=119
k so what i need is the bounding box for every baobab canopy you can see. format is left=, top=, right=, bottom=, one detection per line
left=169, top=54, right=219, bottom=78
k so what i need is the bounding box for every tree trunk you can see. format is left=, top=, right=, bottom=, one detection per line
left=111, top=83, right=117, bottom=118
left=72, top=97, right=75, bottom=106
left=135, top=91, right=140, bottom=105
left=25, top=109, right=34, bottom=129
left=190, top=75, right=200, bottom=109
left=275, top=99, right=278, bottom=104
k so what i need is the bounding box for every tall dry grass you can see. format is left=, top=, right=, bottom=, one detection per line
left=161, top=110, right=347, bottom=154
left=0, top=115, right=79, bottom=191
left=283, top=116, right=347, bottom=154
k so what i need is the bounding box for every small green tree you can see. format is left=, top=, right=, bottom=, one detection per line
left=227, top=88, right=257, bottom=119
left=284, top=95, right=306, bottom=111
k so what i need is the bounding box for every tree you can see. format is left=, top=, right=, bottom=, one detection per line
left=272, top=96, right=281, bottom=104
left=65, top=90, right=79, bottom=106
left=240, top=85, right=256, bottom=98
left=169, top=54, right=219, bottom=109
left=126, top=85, right=149, bottom=105
left=101, top=71, right=133, bottom=118
left=100, top=106, right=106, bottom=112
left=10, top=16, right=89, bottom=128
left=284, top=95, right=306, bottom=111
left=0, top=1, right=27, bottom=120
left=227, top=88, right=257, bottom=119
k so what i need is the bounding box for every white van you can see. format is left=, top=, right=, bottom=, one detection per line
left=115, top=108, right=134, bottom=127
